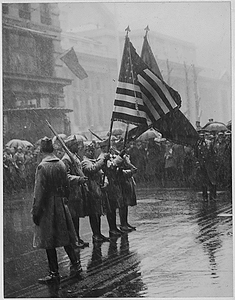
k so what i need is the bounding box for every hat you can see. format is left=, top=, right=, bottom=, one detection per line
left=84, top=141, right=95, bottom=152
left=65, top=135, right=84, bottom=150
left=40, top=137, right=53, bottom=153
left=99, top=138, right=109, bottom=148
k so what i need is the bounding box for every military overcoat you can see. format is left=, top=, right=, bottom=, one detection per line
left=31, top=153, right=78, bottom=249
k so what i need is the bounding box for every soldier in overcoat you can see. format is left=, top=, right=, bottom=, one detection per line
left=195, top=132, right=217, bottom=200
left=62, top=136, right=89, bottom=248
left=98, top=139, right=124, bottom=238
left=81, top=142, right=110, bottom=242
left=117, top=148, right=137, bottom=232
left=31, top=137, right=82, bottom=284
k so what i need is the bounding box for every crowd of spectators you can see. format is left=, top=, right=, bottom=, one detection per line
left=3, top=130, right=232, bottom=194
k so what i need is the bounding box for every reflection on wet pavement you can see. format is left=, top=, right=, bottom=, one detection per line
left=4, top=188, right=233, bottom=298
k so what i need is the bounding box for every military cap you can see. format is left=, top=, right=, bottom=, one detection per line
left=65, top=135, right=84, bottom=149
left=99, top=138, right=109, bottom=148
left=40, top=136, right=53, bottom=153
left=84, top=141, right=95, bottom=151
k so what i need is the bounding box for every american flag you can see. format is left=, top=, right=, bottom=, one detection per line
left=139, top=33, right=199, bottom=146
left=128, top=39, right=181, bottom=125
left=112, top=36, right=148, bottom=126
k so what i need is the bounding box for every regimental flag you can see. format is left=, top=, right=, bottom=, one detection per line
left=112, top=36, right=148, bottom=126
left=60, top=47, right=88, bottom=80
left=126, top=38, right=181, bottom=123
left=140, top=33, right=163, bottom=80
left=129, top=33, right=199, bottom=147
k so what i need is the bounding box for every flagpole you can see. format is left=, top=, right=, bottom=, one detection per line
left=125, top=26, right=141, bottom=148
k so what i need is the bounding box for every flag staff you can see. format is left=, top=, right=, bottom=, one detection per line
left=144, top=25, right=150, bottom=37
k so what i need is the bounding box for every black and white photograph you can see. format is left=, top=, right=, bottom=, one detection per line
left=2, top=1, right=233, bottom=298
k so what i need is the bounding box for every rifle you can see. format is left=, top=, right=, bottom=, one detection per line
left=89, top=129, right=103, bottom=141
left=46, top=120, right=87, bottom=181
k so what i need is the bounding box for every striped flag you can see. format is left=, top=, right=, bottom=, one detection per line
left=112, top=36, right=148, bottom=126
left=60, top=47, right=88, bottom=80
left=139, top=33, right=199, bottom=146
left=127, top=38, right=181, bottom=124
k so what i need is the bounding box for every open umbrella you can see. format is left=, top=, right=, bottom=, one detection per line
left=202, top=121, right=228, bottom=132
left=137, top=129, right=161, bottom=141
left=6, top=139, right=33, bottom=149
left=227, top=120, right=232, bottom=131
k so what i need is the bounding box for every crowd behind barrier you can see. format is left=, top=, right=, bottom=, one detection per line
left=3, top=131, right=232, bottom=194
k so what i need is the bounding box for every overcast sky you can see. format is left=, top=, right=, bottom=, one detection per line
left=105, top=1, right=231, bottom=74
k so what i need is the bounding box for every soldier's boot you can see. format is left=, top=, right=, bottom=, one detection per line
left=90, top=215, right=109, bottom=243
left=38, top=249, right=60, bottom=284
left=64, top=245, right=83, bottom=278
left=119, top=206, right=133, bottom=232
left=107, top=211, right=122, bottom=237
left=202, top=186, right=208, bottom=200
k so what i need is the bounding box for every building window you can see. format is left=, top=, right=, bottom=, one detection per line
left=40, top=4, right=51, bottom=25
left=2, top=4, right=9, bottom=14
left=19, top=3, right=31, bottom=20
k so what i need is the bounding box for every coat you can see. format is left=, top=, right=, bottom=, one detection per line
left=99, top=152, right=125, bottom=210
left=118, top=156, right=137, bottom=207
left=81, top=155, right=107, bottom=215
left=62, top=153, right=88, bottom=218
left=195, top=139, right=217, bottom=186
left=31, top=153, right=78, bottom=249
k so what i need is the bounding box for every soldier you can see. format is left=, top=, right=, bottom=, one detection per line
left=118, top=150, right=138, bottom=232
left=62, top=136, right=89, bottom=248
left=81, top=142, right=110, bottom=243
left=31, top=137, right=82, bottom=284
left=195, top=131, right=217, bottom=200
left=98, top=139, right=124, bottom=238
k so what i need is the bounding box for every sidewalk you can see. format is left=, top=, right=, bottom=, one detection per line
left=3, top=188, right=233, bottom=298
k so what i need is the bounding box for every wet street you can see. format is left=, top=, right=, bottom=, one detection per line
left=4, top=187, right=233, bottom=298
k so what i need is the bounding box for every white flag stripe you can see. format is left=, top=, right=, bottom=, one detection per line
left=113, top=106, right=147, bottom=118
left=117, top=81, right=141, bottom=92
left=144, top=69, right=178, bottom=109
left=115, top=93, right=144, bottom=105
left=138, top=74, right=169, bottom=114
left=141, top=93, right=161, bottom=121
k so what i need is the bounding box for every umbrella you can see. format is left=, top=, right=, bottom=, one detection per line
left=227, top=120, right=232, bottom=131
left=202, top=121, right=228, bottom=132
left=137, top=129, right=161, bottom=141
left=6, top=139, right=33, bottom=149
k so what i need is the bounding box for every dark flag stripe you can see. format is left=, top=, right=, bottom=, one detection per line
left=114, top=99, right=146, bottom=112
left=139, top=70, right=177, bottom=112
left=142, top=102, right=159, bottom=124
left=112, top=112, right=147, bottom=125
left=116, top=87, right=142, bottom=99
left=144, top=69, right=178, bottom=109
left=138, top=80, right=166, bottom=118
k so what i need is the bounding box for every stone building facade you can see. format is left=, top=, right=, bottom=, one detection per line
left=2, top=3, right=72, bottom=143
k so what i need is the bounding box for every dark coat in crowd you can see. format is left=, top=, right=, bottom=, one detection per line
left=31, top=153, right=78, bottom=249
left=195, top=138, right=217, bottom=186
left=81, top=155, right=107, bottom=215
left=118, top=155, right=137, bottom=207
left=62, top=153, right=88, bottom=218
left=99, top=152, right=125, bottom=210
